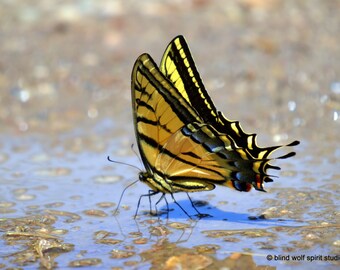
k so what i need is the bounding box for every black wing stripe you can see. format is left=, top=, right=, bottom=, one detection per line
left=136, top=100, right=155, bottom=113
left=138, top=132, right=159, bottom=149
left=136, top=55, right=200, bottom=125
left=160, top=147, right=226, bottom=178
left=172, top=36, right=218, bottom=122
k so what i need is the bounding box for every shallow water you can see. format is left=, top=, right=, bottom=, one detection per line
left=1, top=133, right=338, bottom=269
left=1, top=1, right=339, bottom=269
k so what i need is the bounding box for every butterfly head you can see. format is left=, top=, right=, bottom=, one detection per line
left=139, top=171, right=150, bottom=183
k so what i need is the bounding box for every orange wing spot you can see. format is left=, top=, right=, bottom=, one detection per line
left=256, top=174, right=263, bottom=190
left=224, top=180, right=235, bottom=189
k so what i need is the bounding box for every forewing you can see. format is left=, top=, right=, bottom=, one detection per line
left=160, top=35, right=219, bottom=124
left=131, top=53, right=202, bottom=172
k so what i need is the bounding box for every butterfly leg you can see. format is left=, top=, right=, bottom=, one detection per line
left=164, top=195, right=170, bottom=219
left=155, top=193, right=171, bottom=218
left=148, top=190, right=154, bottom=213
left=170, top=193, right=192, bottom=219
left=163, top=195, right=170, bottom=213
left=186, top=193, right=212, bottom=218
left=154, top=193, right=167, bottom=218
left=135, top=190, right=159, bottom=218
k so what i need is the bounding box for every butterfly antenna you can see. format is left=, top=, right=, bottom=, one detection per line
left=130, top=143, right=143, bottom=168
left=107, top=156, right=141, bottom=171
left=113, top=179, right=139, bottom=216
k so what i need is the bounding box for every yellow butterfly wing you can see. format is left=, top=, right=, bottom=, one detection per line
left=160, top=35, right=218, bottom=124
left=156, top=122, right=260, bottom=193
left=159, top=35, right=299, bottom=190
left=132, top=54, right=268, bottom=193
left=132, top=53, right=201, bottom=179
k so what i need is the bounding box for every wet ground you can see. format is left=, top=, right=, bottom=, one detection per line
left=0, top=0, right=339, bottom=269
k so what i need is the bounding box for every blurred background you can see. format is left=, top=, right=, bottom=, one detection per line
left=0, top=0, right=339, bottom=269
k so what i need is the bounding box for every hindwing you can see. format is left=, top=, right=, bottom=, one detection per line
left=159, top=35, right=299, bottom=188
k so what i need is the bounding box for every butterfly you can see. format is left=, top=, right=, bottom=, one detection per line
left=128, top=35, right=299, bottom=218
